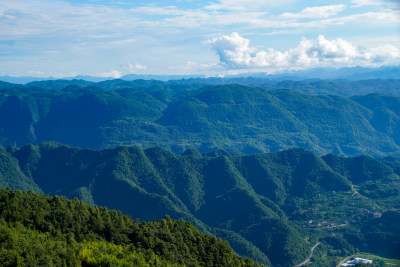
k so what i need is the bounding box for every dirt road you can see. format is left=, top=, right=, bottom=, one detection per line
left=296, top=242, right=321, bottom=267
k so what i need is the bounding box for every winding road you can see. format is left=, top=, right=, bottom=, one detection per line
left=351, top=185, right=368, bottom=199
left=296, top=242, right=321, bottom=267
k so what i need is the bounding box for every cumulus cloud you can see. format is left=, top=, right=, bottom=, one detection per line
left=281, top=5, right=347, bottom=18
left=207, top=32, right=400, bottom=72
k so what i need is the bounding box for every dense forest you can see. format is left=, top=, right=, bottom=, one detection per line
left=1, top=79, right=400, bottom=156
left=1, top=78, right=400, bottom=265
left=1, top=143, right=399, bottom=266
left=0, top=188, right=259, bottom=266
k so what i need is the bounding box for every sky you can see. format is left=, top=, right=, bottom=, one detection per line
left=0, top=0, right=399, bottom=78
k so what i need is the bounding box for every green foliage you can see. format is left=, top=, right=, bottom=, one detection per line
left=1, top=82, right=400, bottom=156
left=0, top=189, right=259, bottom=266
left=2, top=78, right=400, bottom=266
left=1, top=143, right=400, bottom=265
left=0, top=147, right=41, bottom=192
left=241, top=218, right=309, bottom=266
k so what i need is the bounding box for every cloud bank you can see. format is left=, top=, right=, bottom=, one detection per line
left=0, top=0, right=398, bottom=77
left=207, top=32, right=400, bottom=72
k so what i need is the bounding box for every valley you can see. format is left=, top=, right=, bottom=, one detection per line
left=0, top=78, right=399, bottom=266
left=0, top=142, right=399, bottom=266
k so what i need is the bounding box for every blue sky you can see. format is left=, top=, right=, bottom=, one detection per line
left=0, top=0, right=399, bottom=77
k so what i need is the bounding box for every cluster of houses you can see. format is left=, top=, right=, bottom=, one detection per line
left=341, top=257, right=373, bottom=266
left=303, top=220, right=348, bottom=230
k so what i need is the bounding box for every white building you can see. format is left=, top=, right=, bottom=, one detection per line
left=341, top=257, right=373, bottom=266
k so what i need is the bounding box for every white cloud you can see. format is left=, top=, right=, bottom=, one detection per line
left=207, top=32, right=400, bottom=72
left=0, top=0, right=146, bottom=40
left=133, top=6, right=186, bottom=15
left=350, top=0, right=400, bottom=9
left=128, top=63, right=147, bottom=72
left=205, top=0, right=294, bottom=10
left=0, top=0, right=398, bottom=77
left=0, top=0, right=395, bottom=41
left=27, top=70, right=46, bottom=76
left=167, top=61, right=221, bottom=75
left=97, top=70, right=122, bottom=78
left=350, top=0, right=382, bottom=7
left=206, top=32, right=256, bottom=67
left=306, top=10, right=400, bottom=28
left=281, top=5, right=347, bottom=18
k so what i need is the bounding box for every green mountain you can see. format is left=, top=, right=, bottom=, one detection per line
left=1, top=143, right=400, bottom=265
left=1, top=83, right=400, bottom=156
left=0, top=188, right=259, bottom=266
left=18, top=77, right=400, bottom=96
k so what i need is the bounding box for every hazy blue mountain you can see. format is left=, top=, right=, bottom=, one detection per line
left=1, top=65, right=398, bottom=84
left=260, top=65, right=400, bottom=81
left=0, top=76, right=50, bottom=84
left=2, top=74, right=400, bottom=96
left=121, top=73, right=206, bottom=81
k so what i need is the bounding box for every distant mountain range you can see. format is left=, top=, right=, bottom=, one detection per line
left=1, top=82, right=400, bottom=156
left=258, top=65, right=400, bottom=81
left=1, top=65, right=399, bottom=84
left=1, top=143, right=399, bottom=266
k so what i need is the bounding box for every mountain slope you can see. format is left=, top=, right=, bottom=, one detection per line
left=0, top=188, right=259, bottom=266
left=3, top=143, right=400, bottom=265
left=1, top=84, right=400, bottom=156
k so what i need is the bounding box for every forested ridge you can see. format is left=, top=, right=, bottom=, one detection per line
left=1, top=80, right=400, bottom=156
left=1, top=143, right=400, bottom=266
left=0, top=188, right=259, bottom=266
